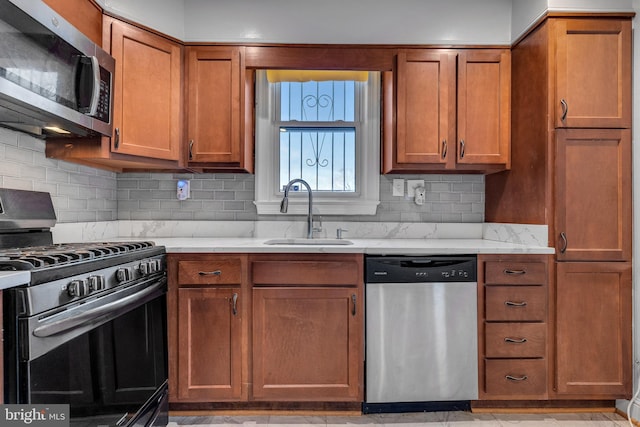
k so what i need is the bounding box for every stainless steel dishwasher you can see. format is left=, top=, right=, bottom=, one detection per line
left=364, top=255, right=478, bottom=413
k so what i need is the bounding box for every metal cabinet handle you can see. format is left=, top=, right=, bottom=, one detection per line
left=505, top=301, right=528, bottom=307
left=351, top=294, right=357, bottom=316
left=505, top=375, right=528, bottom=382
left=504, top=337, right=528, bottom=344
left=114, top=127, right=120, bottom=150
left=231, top=292, right=238, bottom=316
left=441, top=139, right=447, bottom=159
left=504, top=269, right=526, bottom=275
left=198, top=270, right=222, bottom=276
left=560, top=99, right=568, bottom=122
left=459, top=139, right=465, bottom=158
left=560, top=232, right=568, bottom=254
left=189, top=140, right=194, bottom=160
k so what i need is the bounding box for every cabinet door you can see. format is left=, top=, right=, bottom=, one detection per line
left=187, top=46, right=244, bottom=166
left=393, top=50, right=456, bottom=169
left=109, top=20, right=181, bottom=160
left=252, top=287, right=362, bottom=401
left=457, top=50, right=510, bottom=166
left=555, top=262, right=631, bottom=398
left=555, top=129, right=631, bottom=261
left=554, top=19, right=631, bottom=128
left=177, top=288, right=242, bottom=401
left=42, top=0, right=102, bottom=45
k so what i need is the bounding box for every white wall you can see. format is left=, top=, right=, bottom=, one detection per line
left=183, top=0, right=512, bottom=44
left=94, top=0, right=185, bottom=39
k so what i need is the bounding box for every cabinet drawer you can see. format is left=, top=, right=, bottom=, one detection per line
left=484, top=262, right=546, bottom=285
left=178, top=259, right=242, bottom=285
left=485, top=286, right=547, bottom=321
left=252, top=260, right=359, bottom=286
left=485, top=323, right=546, bottom=358
left=485, top=359, right=547, bottom=395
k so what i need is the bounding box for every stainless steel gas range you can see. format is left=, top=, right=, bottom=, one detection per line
left=0, top=188, right=168, bottom=427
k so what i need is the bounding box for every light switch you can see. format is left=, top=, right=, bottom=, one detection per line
left=392, top=179, right=404, bottom=196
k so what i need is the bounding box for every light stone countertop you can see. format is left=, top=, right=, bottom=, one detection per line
left=0, top=271, right=30, bottom=290
left=145, top=237, right=554, bottom=255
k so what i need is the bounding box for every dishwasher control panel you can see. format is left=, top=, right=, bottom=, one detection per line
left=365, top=255, right=477, bottom=283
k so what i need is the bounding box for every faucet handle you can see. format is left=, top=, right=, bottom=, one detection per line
left=336, top=228, right=349, bottom=239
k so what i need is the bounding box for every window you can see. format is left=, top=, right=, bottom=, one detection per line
left=254, top=70, right=380, bottom=215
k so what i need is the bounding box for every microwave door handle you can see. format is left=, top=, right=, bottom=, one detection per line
left=87, top=55, right=100, bottom=116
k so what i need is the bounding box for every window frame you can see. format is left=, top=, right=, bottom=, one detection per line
left=254, top=70, right=380, bottom=215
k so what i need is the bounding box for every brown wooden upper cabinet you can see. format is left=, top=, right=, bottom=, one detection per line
left=185, top=46, right=253, bottom=172
left=554, top=129, right=632, bottom=262
left=109, top=19, right=182, bottom=162
left=385, top=48, right=510, bottom=173
left=42, top=0, right=102, bottom=45
left=553, top=19, right=631, bottom=129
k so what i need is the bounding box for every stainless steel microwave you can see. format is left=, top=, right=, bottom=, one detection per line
left=0, top=0, right=114, bottom=138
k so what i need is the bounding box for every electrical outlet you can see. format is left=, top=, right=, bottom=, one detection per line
left=392, top=179, right=404, bottom=197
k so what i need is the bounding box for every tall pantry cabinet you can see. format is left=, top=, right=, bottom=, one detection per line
left=485, top=15, right=633, bottom=399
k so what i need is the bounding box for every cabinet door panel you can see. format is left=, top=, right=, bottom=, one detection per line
left=187, top=47, right=242, bottom=164
left=394, top=50, right=456, bottom=168
left=555, top=129, right=631, bottom=261
left=110, top=21, right=181, bottom=160
left=554, top=19, right=631, bottom=128
left=252, top=287, right=362, bottom=400
left=457, top=50, right=510, bottom=165
left=177, top=288, right=241, bottom=400
left=555, top=262, right=631, bottom=397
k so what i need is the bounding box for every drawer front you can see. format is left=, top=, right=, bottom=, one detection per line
left=252, top=260, right=359, bottom=286
left=485, top=286, right=547, bottom=321
left=485, top=323, right=546, bottom=358
left=484, top=261, right=546, bottom=285
left=485, top=359, right=547, bottom=396
left=178, top=259, right=242, bottom=285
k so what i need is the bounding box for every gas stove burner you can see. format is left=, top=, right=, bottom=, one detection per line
left=0, top=241, right=164, bottom=285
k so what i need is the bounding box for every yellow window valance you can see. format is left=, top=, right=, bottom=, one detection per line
left=266, top=70, right=369, bottom=83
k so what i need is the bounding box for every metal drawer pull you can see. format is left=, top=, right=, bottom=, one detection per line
left=505, top=301, right=527, bottom=307
left=198, top=270, right=222, bottom=276
left=459, top=139, right=465, bottom=158
left=189, top=140, right=194, bottom=160
left=560, top=232, right=568, bottom=254
left=231, top=293, right=238, bottom=316
left=441, top=139, right=447, bottom=159
left=506, top=375, right=528, bottom=382
left=504, top=337, right=528, bottom=344
left=504, top=269, right=526, bottom=275
left=560, top=99, right=568, bottom=121
left=351, top=294, right=357, bottom=316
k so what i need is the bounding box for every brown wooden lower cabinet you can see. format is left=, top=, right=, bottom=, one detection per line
left=169, top=253, right=363, bottom=405
left=252, top=287, right=362, bottom=401
left=555, top=261, right=632, bottom=398
left=177, top=287, right=242, bottom=401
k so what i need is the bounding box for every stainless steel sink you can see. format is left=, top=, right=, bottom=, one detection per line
left=263, top=238, right=353, bottom=246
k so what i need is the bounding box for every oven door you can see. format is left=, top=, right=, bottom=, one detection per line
left=4, top=276, right=168, bottom=427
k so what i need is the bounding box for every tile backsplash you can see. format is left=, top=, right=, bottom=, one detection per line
left=0, top=128, right=484, bottom=224
left=0, top=128, right=118, bottom=222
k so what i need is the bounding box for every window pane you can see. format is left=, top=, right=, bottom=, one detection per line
left=279, top=80, right=355, bottom=122
left=279, top=128, right=356, bottom=192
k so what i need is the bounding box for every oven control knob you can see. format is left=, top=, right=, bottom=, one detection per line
left=68, top=279, right=89, bottom=297
left=139, top=261, right=149, bottom=275
left=88, top=275, right=105, bottom=291
left=116, top=267, right=132, bottom=282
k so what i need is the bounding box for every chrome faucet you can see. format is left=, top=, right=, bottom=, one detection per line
left=280, top=178, right=315, bottom=239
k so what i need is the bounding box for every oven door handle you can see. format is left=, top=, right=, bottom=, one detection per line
left=32, top=278, right=166, bottom=338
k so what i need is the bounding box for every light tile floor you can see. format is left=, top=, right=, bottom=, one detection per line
left=169, top=411, right=633, bottom=427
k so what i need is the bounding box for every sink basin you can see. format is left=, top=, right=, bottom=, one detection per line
left=264, top=238, right=353, bottom=246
